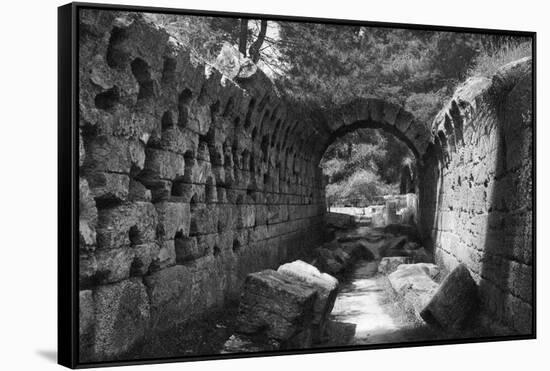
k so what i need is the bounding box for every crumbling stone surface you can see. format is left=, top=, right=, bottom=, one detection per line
left=420, top=264, right=478, bottom=329
left=277, top=260, right=339, bottom=341
left=92, top=278, right=150, bottom=359
left=388, top=264, right=439, bottom=320
left=235, top=270, right=317, bottom=344
left=419, top=57, right=533, bottom=334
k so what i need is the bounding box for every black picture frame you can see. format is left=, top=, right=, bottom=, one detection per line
left=58, top=2, right=536, bottom=368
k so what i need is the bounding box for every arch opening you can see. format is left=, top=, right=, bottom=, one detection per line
left=320, top=122, right=420, bottom=228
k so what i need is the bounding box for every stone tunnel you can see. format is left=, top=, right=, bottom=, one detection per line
left=77, top=10, right=533, bottom=360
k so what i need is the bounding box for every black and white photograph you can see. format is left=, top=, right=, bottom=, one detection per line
left=58, top=1, right=535, bottom=368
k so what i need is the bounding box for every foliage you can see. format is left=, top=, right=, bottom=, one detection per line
left=325, top=169, right=398, bottom=206
left=466, top=39, right=532, bottom=78
left=320, top=129, right=412, bottom=203
left=138, top=13, right=532, bottom=203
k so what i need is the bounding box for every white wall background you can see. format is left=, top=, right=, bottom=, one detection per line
left=0, top=0, right=546, bottom=369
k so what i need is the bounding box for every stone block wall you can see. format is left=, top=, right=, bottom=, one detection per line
left=78, top=10, right=327, bottom=361
left=419, top=57, right=533, bottom=334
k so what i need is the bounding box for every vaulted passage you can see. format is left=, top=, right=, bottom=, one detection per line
left=77, top=10, right=533, bottom=361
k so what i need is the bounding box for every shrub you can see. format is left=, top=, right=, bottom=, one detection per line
left=467, top=40, right=532, bottom=79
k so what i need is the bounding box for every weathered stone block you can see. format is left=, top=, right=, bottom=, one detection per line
left=96, top=202, right=158, bottom=249
left=94, top=247, right=135, bottom=284
left=79, top=290, right=95, bottom=358
left=255, top=204, right=267, bottom=226
left=189, top=204, right=218, bottom=235
left=144, top=265, right=192, bottom=330
left=142, top=148, right=185, bottom=180
left=84, top=136, right=145, bottom=174
left=128, top=179, right=151, bottom=202
left=143, top=261, right=224, bottom=331
left=216, top=204, right=235, bottom=232
left=79, top=220, right=97, bottom=252
left=313, top=248, right=345, bottom=276
left=79, top=177, right=98, bottom=222
left=155, top=201, right=190, bottom=240
left=420, top=264, right=479, bottom=329
left=277, top=260, right=338, bottom=340
left=131, top=242, right=159, bottom=276
left=196, top=234, right=217, bottom=258
left=340, top=241, right=375, bottom=261
left=236, top=270, right=317, bottom=342
left=237, top=204, right=255, bottom=229
left=151, top=239, right=176, bottom=271
left=93, top=279, right=150, bottom=359
left=79, top=253, right=97, bottom=288
left=388, top=264, right=439, bottom=320
left=87, top=172, right=130, bottom=203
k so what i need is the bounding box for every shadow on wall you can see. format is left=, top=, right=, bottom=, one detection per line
left=418, top=141, right=442, bottom=253
left=422, top=57, right=533, bottom=334
left=479, top=60, right=533, bottom=334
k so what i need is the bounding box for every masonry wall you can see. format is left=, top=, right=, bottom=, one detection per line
left=77, top=10, right=326, bottom=361
left=419, top=57, right=533, bottom=334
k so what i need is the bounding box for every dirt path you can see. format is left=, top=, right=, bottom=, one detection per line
left=324, top=258, right=450, bottom=346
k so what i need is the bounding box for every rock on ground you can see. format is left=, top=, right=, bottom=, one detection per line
left=313, top=247, right=346, bottom=275
left=236, top=270, right=317, bottom=345
left=420, top=264, right=479, bottom=329
left=388, top=264, right=439, bottom=320
left=277, top=260, right=339, bottom=341
left=340, top=241, right=376, bottom=261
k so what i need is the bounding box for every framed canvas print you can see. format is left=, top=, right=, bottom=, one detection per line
left=58, top=2, right=536, bottom=368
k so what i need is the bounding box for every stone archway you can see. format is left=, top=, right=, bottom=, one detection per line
left=312, top=98, right=434, bottom=226
left=315, top=98, right=432, bottom=163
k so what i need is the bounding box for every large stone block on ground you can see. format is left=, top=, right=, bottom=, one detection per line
left=388, top=264, right=439, bottom=319
left=277, top=260, right=339, bottom=340
left=420, top=264, right=479, bottom=329
left=236, top=270, right=317, bottom=343
left=341, top=241, right=375, bottom=261
left=93, top=279, right=150, bottom=359
left=313, top=248, right=345, bottom=275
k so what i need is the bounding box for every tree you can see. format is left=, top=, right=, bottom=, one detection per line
left=248, top=20, right=268, bottom=63
left=238, top=19, right=248, bottom=56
